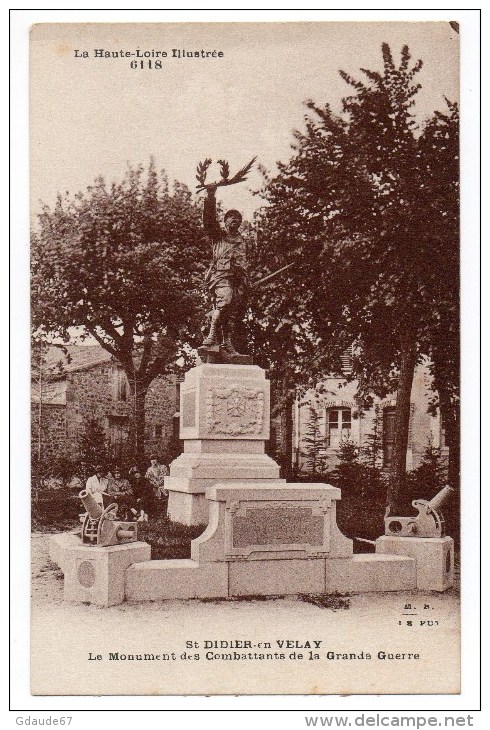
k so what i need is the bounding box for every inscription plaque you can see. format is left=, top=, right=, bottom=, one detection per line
left=182, top=391, right=196, bottom=428
left=232, top=507, right=324, bottom=548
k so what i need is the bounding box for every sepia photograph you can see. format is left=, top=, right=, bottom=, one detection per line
left=26, top=18, right=467, bottom=699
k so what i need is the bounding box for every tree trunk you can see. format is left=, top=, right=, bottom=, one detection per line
left=127, top=377, right=150, bottom=467
left=281, top=390, right=295, bottom=481
left=386, top=333, right=418, bottom=515
left=269, top=377, right=295, bottom=480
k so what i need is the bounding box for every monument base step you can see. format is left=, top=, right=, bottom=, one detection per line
left=167, top=491, right=209, bottom=525
left=125, top=559, right=228, bottom=601
left=124, top=554, right=416, bottom=602
left=325, top=554, right=416, bottom=593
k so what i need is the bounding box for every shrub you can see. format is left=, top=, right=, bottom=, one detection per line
left=331, top=440, right=387, bottom=503
left=134, top=516, right=205, bottom=560
left=79, top=418, right=110, bottom=478
left=300, top=406, right=327, bottom=479
left=404, top=445, right=447, bottom=503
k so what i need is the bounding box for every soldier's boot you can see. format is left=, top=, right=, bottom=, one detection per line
left=221, top=319, right=240, bottom=356
left=202, top=310, right=221, bottom=347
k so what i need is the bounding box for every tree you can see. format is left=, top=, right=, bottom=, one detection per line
left=418, top=102, right=460, bottom=491
left=79, top=418, right=110, bottom=478
left=256, top=44, right=459, bottom=512
left=245, top=297, right=324, bottom=479
left=300, top=405, right=327, bottom=479
left=246, top=198, right=337, bottom=478
left=31, top=160, right=208, bottom=459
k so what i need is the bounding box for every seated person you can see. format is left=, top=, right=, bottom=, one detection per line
left=128, top=466, right=153, bottom=516
left=85, top=465, right=108, bottom=507
left=107, top=468, right=133, bottom=519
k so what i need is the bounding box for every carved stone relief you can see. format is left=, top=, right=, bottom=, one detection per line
left=206, top=384, right=265, bottom=436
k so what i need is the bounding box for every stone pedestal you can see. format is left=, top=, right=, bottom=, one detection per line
left=165, top=364, right=284, bottom=525
left=49, top=533, right=151, bottom=606
left=375, top=535, right=454, bottom=591
left=126, top=559, right=229, bottom=601
left=191, top=483, right=353, bottom=563
left=126, top=482, right=418, bottom=601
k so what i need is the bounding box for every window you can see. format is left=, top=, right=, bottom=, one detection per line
left=154, top=424, right=163, bottom=438
left=383, top=407, right=396, bottom=467
left=326, top=408, right=352, bottom=448
left=108, top=416, right=129, bottom=460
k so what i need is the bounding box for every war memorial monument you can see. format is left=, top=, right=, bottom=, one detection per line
left=49, top=159, right=455, bottom=607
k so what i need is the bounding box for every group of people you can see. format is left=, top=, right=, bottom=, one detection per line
left=85, top=456, right=169, bottom=520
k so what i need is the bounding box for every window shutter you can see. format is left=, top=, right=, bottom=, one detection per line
left=340, top=345, right=354, bottom=375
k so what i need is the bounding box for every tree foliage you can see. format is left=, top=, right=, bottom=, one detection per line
left=255, top=44, right=459, bottom=509
left=31, top=160, right=209, bottom=456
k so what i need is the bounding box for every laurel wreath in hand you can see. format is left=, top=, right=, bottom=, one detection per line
left=196, top=157, right=256, bottom=193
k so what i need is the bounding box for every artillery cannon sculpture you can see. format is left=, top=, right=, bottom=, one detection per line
left=384, top=486, right=454, bottom=539
left=79, top=489, right=139, bottom=547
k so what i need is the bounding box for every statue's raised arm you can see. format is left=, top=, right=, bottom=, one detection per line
left=203, top=185, right=221, bottom=243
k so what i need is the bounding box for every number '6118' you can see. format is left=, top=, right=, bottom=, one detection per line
left=131, top=59, right=163, bottom=69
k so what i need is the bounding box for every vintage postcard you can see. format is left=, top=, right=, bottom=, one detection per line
left=29, top=21, right=462, bottom=697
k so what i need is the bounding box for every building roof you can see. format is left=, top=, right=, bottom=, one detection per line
left=37, top=344, right=113, bottom=376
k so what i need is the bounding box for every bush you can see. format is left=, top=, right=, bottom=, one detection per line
left=31, top=487, right=82, bottom=532
left=331, top=440, right=387, bottom=502
left=297, top=438, right=387, bottom=549
left=404, top=446, right=446, bottom=502
left=79, top=418, right=110, bottom=478
left=134, top=517, right=205, bottom=560
left=300, top=405, right=327, bottom=479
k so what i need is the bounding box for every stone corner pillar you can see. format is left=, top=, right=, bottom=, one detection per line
left=49, top=533, right=151, bottom=606
left=375, top=535, right=454, bottom=591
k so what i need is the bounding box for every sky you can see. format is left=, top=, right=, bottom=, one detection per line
left=30, top=22, right=459, bottom=221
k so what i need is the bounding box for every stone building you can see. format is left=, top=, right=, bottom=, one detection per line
left=292, top=359, right=448, bottom=474
left=31, top=344, right=180, bottom=468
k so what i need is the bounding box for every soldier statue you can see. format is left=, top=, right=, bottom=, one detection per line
left=201, top=186, right=248, bottom=356
left=196, top=157, right=255, bottom=363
